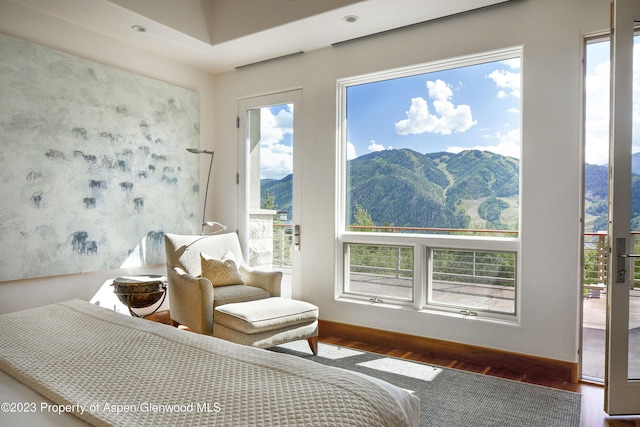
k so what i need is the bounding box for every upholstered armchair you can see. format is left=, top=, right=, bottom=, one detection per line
left=164, top=232, right=282, bottom=335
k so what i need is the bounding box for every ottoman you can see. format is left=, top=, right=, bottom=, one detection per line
left=213, top=297, right=319, bottom=355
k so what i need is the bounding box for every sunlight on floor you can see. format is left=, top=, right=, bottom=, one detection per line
left=276, top=341, right=365, bottom=359
left=357, top=358, right=442, bottom=382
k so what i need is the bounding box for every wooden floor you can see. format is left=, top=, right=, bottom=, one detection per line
left=318, top=335, right=640, bottom=427
left=146, top=311, right=639, bottom=426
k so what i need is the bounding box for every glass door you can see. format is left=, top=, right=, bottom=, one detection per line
left=606, top=0, right=640, bottom=415
left=237, top=90, right=302, bottom=299
left=582, top=36, right=610, bottom=382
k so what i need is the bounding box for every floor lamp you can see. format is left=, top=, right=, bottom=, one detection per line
left=186, top=148, right=227, bottom=234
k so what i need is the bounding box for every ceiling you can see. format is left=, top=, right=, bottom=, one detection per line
left=7, top=0, right=512, bottom=73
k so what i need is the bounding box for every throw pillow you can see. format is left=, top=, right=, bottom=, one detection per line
left=200, top=250, right=243, bottom=287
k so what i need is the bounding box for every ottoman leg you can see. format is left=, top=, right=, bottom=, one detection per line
left=307, top=336, right=318, bottom=356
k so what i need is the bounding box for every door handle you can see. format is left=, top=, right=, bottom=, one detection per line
left=294, top=225, right=301, bottom=251
left=615, top=237, right=638, bottom=286
left=616, top=238, right=627, bottom=283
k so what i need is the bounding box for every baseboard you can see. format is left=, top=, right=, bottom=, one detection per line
left=318, top=319, right=579, bottom=383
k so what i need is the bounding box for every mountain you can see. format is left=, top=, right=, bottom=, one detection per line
left=633, top=153, right=640, bottom=175
left=584, top=163, right=608, bottom=232
left=261, top=150, right=640, bottom=232
left=347, top=149, right=467, bottom=229
left=262, top=148, right=520, bottom=230
left=348, top=149, right=519, bottom=230
left=261, top=173, right=292, bottom=218
left=567, top=153, right=640, bottom=232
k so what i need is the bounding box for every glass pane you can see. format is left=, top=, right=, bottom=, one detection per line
left=430, top=249, right=516, bottom=314
left=630, top=242, right=639, bottom=380
left=246, top=104, right=294, bottom=295
left=582, top=38, right=610, bottom=381
left=345, top=244, right=413, bottom=301
left=630, top=33, right=640, bottom=380
left=344, top=54, right=521, bottom=238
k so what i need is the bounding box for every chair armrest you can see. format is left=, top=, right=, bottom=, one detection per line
left=166, top=266, right=214, bottom=335
left=239, top=264, right=282, bottom=297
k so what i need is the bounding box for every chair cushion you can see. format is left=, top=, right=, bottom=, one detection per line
left=213, top=284, right=270, bottom=307
left=201, top=250, right=243, bottom=287
left=164, top=232, right=246, bottom=277
left=214, top=297, right=318, bottom=334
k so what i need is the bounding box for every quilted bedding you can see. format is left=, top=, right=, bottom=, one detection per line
left=0, top=300, right=419, bottom=426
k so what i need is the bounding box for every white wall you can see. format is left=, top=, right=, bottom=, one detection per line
left=212, top=0, right=609, bottom=362
left=0, top=1, right=216, bottom=313
left=0, top=0, right=609, bottom=363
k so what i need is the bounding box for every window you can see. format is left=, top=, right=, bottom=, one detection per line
left=345, top=243, right=414, bottom=302
left=429, top=249, right=516, bottom=314
left=338, top=48, right=522, bottom=318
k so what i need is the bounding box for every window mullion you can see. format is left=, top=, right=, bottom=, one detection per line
left=413, top=243, right=426, bottom=309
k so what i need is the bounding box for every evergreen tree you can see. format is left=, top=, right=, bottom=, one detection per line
left=354, top=203, right=374, bottom=231
left=261, top=189, right=278, bottom=210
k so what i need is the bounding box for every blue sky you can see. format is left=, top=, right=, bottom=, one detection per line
left=585, top=37, right=640, bottom=166
left=257, top=39, right=638, bottom=180
left=345, top=58, right=521, bottom=161
left=258, top=57, right=521, bottom=180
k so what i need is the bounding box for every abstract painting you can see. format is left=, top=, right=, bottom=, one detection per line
left=0, top=34, right=201, bottom=281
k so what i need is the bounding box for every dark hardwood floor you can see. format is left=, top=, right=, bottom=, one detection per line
left=318, top=335, right=640, bottom=427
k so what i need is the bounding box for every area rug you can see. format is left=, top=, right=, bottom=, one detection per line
left=270, top=341, right=582, bottom=427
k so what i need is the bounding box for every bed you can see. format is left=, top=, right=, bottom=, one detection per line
left=0, top=299, right=419, bottom=426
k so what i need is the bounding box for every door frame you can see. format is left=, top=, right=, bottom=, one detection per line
left=605, top=0, right=640, bottom=415
left=237, top=89, right=303, bottom=299
left=580, top=33, right=610, bottom=383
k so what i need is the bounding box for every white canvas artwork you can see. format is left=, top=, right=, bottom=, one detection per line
left=0, top=34, right=201, bottom=281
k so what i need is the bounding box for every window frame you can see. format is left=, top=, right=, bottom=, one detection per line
left=336, top=47, right=523, bottom=322
left=426, top=246, right=518, bottom=316
left=342, top=241, right=416, bottom=305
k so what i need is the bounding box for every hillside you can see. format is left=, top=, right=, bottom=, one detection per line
left=348, top=149, right=519, bottom=230
left=263, top=148, right=520, bottom=230
left=584, top=155, right=640, bottom=232
left=261, top=150, right=640, bottom=232
left=261, top=174, right=293, bottom=218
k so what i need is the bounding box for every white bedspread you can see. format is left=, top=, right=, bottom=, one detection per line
left=0, top=300, right=419, bottom=426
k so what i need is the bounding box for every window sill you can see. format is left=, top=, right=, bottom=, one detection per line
left=336, top=295, right=520, bottom=325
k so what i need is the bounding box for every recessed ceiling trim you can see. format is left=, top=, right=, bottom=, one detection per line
left=332, top=1, right=511, bottom=47
left=4, top=0, right=513, bottom=73
left=235, top=50, right=304, bottom=70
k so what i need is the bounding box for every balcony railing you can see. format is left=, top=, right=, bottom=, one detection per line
left=584, top=232, right=608, bottom=286
left=273, top=223, right=293, bottom=268
left=273, top=224, right=640, bottom=290
left=584, top=231, right=640, bottom=289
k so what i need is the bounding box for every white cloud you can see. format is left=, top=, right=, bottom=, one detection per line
left=585, top=42, right=640, bottom=164
left=585, top=58, right=610, bottom=165
left=487, top=69, right=520, bottom=99
left=260, top=108, right=292, bottom=145
left=347, top=142, right=358, bottom=160
left=447, top=128, right=520, bottom=159
left=368, top=140, right=386, bottom=152
left=259, top=107, right=293, bottom=179
left=395, top=79, right=476, bottom=135
left=634, top=43, right=640, bottom=154
left=501, top=58, right=521, bottom=69
left=427, top=78, right=453, bottom=100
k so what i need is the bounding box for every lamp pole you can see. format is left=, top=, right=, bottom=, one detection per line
left=186, top=148, right=214, bottom=234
